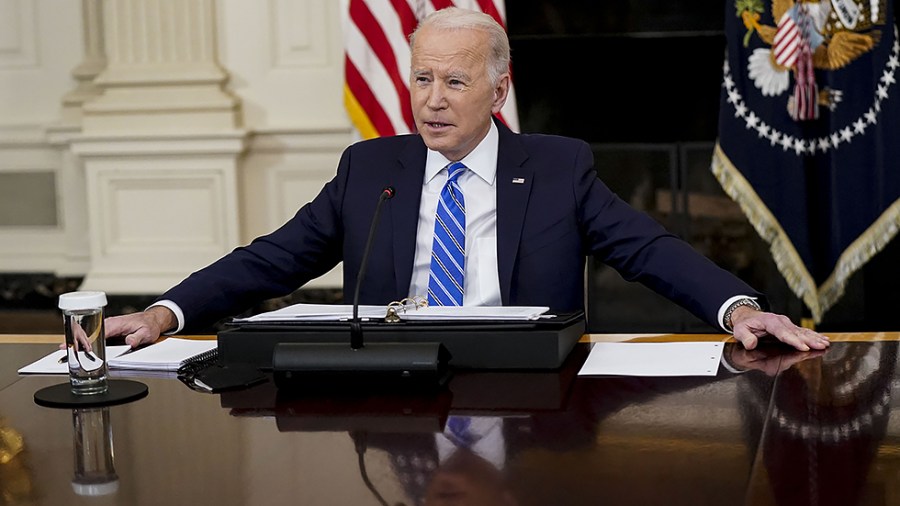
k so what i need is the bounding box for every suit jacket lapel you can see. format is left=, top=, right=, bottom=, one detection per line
left=391, top=138, right=428, bottom=297
left=495, top=122, right=532, bottom=305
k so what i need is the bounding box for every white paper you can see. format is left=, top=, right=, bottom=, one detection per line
left=232, top=303, right=550, bottom=322
left=578, top=342, right=724, bottom=377
left=399, top=306, right=549, bottom=320
left=18, top=345, right=132, bottom=375
left=108, top=338, right=217, bottom=371
left=233, top=303, right=388, bottom=322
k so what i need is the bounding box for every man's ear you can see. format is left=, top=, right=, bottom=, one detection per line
left=491, top=74, right=510, bottom=114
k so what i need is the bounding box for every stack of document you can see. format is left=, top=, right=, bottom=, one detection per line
left=398, top=306, right=550, bottom=320
left=18, top=339, right=219, bottom=374
left=232, top=303, right=550, bottom=323
left=108, top=338, right=217, bottom=372
left=233, top=304, right=388, bottom=323
left=18, top=345, right=132, bottom=375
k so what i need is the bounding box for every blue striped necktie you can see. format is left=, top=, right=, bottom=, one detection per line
left=427, top=162, right=467, bottom=306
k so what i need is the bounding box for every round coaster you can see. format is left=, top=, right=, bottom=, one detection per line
left=34, top=379, right=148, bottom=408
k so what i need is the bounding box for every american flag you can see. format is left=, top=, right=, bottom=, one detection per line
left=343, top=0, right=519, bottom=139
left=773, top=12, right=800, bottom=68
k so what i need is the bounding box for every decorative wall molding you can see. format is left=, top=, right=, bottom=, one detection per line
left=83, top=0, right=239, bottom=133
left=0, top=230, right=67, bottom=272
left=2, top=0, right=353, bottom=295
left=0, top=125, right=61, bottom=226
left=0, top=124, right=70, bottom=272
left=0, top=172, right=56, bottom=227
left=270, top=0, right=331, bottom=68
left=70, top=132, right=249, bottom=156
left=0, top=124, right=45, bottom=146
left=217, top=0, right=347, bottom=130
left=0, top=0, right=38, bottom=68
left=71, top=133, right=246, bottom=294
left=240, top=126, right=352, bottom=288
left=59, top=0, right=106, bottom=126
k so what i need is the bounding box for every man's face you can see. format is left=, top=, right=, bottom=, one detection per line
left=409, top=25, right=509, bottom=162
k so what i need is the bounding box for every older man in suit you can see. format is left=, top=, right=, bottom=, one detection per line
left=105, top=7, right=829, bottom=353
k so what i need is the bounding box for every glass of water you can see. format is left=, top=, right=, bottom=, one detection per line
left=59, top=291, right=109, bottom=395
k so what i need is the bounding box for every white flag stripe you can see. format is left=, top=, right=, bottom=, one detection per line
left=367, top=0, right=414, bottom=86
left=500, top=82, right=520, bottom=131
left=346, top=23, right=410, bottom=134
left=773, top=15, right=796, bottom=44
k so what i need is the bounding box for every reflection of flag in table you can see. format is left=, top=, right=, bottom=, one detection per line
left=713, top=0, right=900, bottom=322
left=343, top=0, right=519, bottom=139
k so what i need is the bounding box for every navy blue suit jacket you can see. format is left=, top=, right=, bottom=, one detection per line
left=163, top=120, right=762, bottom=331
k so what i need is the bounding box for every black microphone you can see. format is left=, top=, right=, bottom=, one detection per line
left=271, top=185, right=452, bottom=392
left=351, top=186, right=394, bottom=349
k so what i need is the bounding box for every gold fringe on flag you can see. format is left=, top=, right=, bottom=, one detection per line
left=711, top=142, right=900, bottom=323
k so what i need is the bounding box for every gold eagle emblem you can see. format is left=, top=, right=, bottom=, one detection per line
left=735, top=0, right=888, bottom=115
left=740, top=0, right=884, bottom=70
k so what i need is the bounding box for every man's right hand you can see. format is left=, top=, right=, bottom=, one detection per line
left=105, top=306, right=177, bottom=348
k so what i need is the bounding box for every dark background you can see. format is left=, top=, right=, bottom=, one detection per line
left=505, top=1, right=900, bottom=333
left=1, top=2, right=897, bottom=334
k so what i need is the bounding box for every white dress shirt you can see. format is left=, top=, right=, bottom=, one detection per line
left=435, top=415, right=506, bottom=469
left=408, top=121, right=502, bottom=306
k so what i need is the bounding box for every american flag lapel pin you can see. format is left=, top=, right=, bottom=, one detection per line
left=511, top=177, right=525, bottom=184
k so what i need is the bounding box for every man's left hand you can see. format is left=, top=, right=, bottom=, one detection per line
left=730, top=306, right=830, bottom=351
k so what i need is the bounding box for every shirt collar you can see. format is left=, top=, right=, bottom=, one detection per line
left=425, top=121, right=498, bottom=185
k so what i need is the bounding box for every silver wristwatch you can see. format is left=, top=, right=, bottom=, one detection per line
left=723, top=298, right=761, bottom=332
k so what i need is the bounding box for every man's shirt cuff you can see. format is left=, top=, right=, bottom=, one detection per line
left=147, top=300, right=185, bottom=335
left=717, top=295, right=759, bottom=333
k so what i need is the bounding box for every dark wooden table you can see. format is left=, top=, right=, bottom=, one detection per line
left=1, top=333, right=898, bottom=505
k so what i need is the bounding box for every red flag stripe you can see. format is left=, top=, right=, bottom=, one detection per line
left=429, top=0, right=454, bottom=12
left=346, top=0, right=414, bottom=135
left=389, top=0, right=419, bottom=36
left=476, top=0, right=505, bottom=27
left=349, top=1, right=415, bottom=130
left=346, top=56, right=397, bottom=137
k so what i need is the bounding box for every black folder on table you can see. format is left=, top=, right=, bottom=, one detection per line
left=217, top=311, right=585, bottom=371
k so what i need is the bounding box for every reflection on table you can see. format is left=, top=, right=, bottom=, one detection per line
left=0, top=335, right=899, bottom=504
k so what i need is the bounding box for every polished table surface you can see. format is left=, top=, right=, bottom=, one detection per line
left=1, top=332, right=899, bottom=505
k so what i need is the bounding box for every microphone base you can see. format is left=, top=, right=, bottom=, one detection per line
left=272, top=342, right=452, bottom=392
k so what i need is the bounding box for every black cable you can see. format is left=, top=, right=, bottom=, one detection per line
left=353, top=432, right=390, bottom=506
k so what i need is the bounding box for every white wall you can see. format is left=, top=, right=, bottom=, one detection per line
left=0, top=0, right=353, bottom=291
left=0, top=0, right=84, bottom=272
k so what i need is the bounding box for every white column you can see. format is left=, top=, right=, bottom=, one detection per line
left=71, top=0, right=246, bottom=294
left=83, top=0, right=238, bottom=131
left=61, top=0, right=107, bottom=126
left=46, top=0, right=106, bottom=276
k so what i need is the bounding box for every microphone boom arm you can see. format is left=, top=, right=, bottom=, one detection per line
left=351, top=187, right=394, bottom=349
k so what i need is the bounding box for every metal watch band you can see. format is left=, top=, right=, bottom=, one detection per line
left=723, top=298, right=761, bottom=332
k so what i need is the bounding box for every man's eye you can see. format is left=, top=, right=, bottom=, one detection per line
left=448, top=79, right=464, bottom=88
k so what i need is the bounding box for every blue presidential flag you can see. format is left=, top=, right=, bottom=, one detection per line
left=713, top=0, right=900, bottom=322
